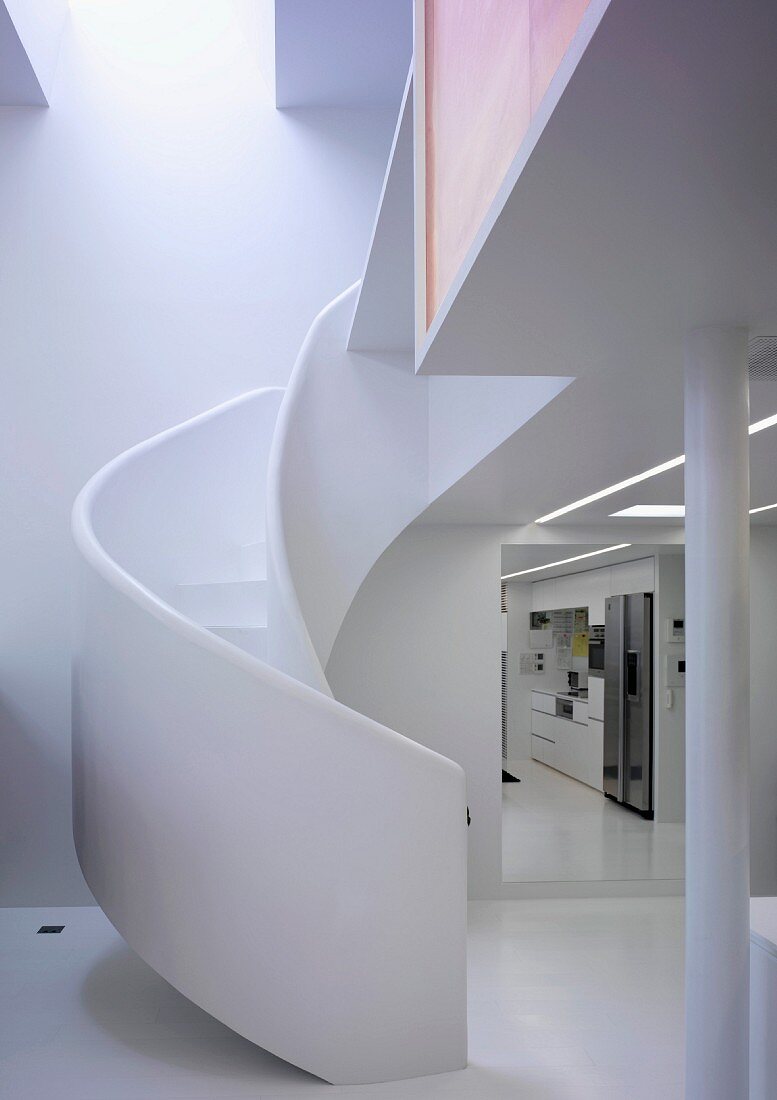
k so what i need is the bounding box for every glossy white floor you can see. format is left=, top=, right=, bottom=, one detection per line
left=0, top=900, right=684, bottom=1099
left=502, top=759, right=686, bottom=884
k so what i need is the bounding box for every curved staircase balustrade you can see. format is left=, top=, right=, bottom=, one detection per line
left=72, top=379, right=468, bottom=1086
left=267, top=283, right=431, bottom=690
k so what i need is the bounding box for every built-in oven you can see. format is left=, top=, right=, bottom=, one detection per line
left=588, top=625, right=605, bottom=677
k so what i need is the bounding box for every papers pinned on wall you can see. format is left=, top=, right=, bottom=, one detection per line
left=556, top=645, right=572, bottom=671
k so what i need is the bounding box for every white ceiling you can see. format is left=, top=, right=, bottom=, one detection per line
left=410, top=0, right=777, bottom=534
left=417, top=373, right=777, bottom=527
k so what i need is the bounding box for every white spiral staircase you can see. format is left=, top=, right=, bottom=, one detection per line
left=69, top=42, right=568, bottom=1075
left=71, top=284, right=471, bottom=1086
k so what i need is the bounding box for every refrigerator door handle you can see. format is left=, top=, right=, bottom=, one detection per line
left=617, top=602, right=625, bottom=803
left=625, top=649, right=641, bottom=702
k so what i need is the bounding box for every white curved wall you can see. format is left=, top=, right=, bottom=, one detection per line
left=0, top=0, right=396, bottom=907
left=72, top=389, right=467, bottom=1085
left=267, top=284, right=429, bottom=686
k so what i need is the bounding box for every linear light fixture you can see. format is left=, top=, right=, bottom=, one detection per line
left=535, top=457, right=685, bottom=524
left=610, top=504, right=685, bottom=518
left=750, top=413, right=777, bottom=435
left=501, top=543, right=632, bottom=580
left=535, top=411, right=777, bottom=524
left=611, top=502, right=777, bottom=518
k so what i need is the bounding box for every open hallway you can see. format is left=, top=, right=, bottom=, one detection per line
left=502, top=759, right=685, bottom=884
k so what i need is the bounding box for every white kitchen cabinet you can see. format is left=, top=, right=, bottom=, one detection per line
left=531, top=691, right=556, bottom=715
left=532, top=566, right=612, bottom=623
left=610, top=557, right=655, bottom=595
left=531, top=696, right=603, bottom=790
left=531, top=578, right=556, bottom=612
left=587, top=718, right=604, bottom=790
left=531, top=735, right=547, bottom=764
left=543, top=735, right=559, bottom=769
left=588, top=677, right=604, bottom=721
left=588, top=568, right=610, bottom=625
left=552, top=574, right=576, bottom=609
left=531, top=709, right=557, bottom=740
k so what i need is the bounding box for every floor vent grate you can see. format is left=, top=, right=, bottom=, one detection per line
left=749, top=336, right=777, bottom=380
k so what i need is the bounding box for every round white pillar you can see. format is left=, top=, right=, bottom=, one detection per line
left=684, top=326, right=750, bottom=1100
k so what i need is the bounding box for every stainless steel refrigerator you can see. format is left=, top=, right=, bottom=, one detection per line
left=603, top=593, right=653, bottom=817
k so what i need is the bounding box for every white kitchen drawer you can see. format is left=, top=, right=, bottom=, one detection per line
left=531, top=709, right=558, bottom=742
left=531, top=734, right=548, bottom=764
left=573, top=700, right=588, bottom=725
left=531, top=691, right=556, bottom=715
left=588, top=677, right=604, bottom=721
left=543, top=735, right=559, bottom=768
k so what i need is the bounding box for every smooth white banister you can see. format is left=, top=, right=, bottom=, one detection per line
left=72, top=386, right=467, bottom=1085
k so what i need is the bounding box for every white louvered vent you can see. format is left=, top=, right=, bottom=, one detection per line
left=501, top=581, right=508, bottom=760
left=749, top=336, right=777, bottom=380
left=501, top=652, right=508, bottom=759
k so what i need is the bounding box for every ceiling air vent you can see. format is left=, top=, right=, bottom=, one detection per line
left=749, top=336, right=777, bottom=380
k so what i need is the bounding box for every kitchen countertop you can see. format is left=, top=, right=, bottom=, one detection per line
left=532, top=689, right=589, bottom=703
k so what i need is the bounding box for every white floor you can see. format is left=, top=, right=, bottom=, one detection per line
left=502, top=759, right=685, bottom=883
left=0, top=901, right=684, bottom=1099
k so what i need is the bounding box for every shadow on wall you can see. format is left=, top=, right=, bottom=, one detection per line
left=80, top=944, right=316, bottom=1087
left=279, top=105, right=400, bottom=167
left=0, top=696, right=89, bottom=905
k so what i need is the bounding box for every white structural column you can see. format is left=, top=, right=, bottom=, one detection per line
left=684, top=327, right=750, bottom=1100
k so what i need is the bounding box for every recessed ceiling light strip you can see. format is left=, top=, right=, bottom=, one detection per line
left=610, top=504, right=686, bottom=518
left=535, top=457, right=685, bottom=524
left=536, top=411, right=777, bottom=524
left=749, top=413, right=777, bottom=435
left=609, top=503, right=777, bottom=517
left=501, top=543, right=632, bottom=580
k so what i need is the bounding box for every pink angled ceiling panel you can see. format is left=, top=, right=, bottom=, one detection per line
left=423, top=0, right=590, bottom=329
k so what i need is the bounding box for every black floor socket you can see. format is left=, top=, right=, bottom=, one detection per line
left=37, top=926, right=64, bottom=934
